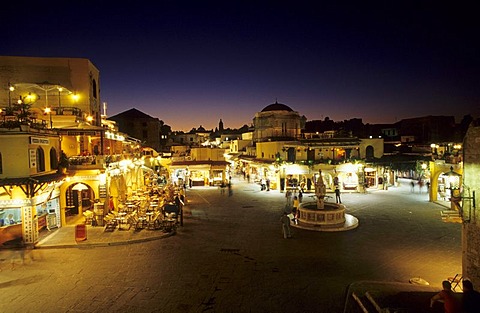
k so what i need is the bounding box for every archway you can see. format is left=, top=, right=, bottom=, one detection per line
left=365, top=145, right=374, bottom=159
left=65, top=183, right=95, bottom=224
left=429, top=163, right=462, bottom=204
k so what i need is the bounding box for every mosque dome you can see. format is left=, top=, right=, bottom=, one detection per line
left=261, top=101, right=293, bottom=112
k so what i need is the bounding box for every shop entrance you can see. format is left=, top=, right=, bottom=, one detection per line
left=66, top=183, right=95, bottom=224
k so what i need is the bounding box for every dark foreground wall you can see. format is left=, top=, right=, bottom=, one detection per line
left=463, top=120, right=480, bottom=287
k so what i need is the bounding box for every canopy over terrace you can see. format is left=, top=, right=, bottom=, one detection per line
left=57, top=122, right=105, bottom=155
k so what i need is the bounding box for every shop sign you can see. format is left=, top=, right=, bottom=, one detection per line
left=74, top=175, right=99, bottom=181
left=0, top=198, right=31, bottom=207
left=29, top=149, right=37, bottom=168
left=67, top=131, right=98, bottom=136
left=30, top=137, right=50, bottom=145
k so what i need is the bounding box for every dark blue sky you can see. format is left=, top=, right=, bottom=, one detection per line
left=2, top=1, right=479, bottom=131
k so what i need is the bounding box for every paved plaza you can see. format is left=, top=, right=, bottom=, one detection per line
left=0, top=177, right=462, bottom=312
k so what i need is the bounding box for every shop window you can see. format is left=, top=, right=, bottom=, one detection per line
left=50, top=147, right=58, bottom=170
left=37, top=147, right=45, bottom=172
left=0, top=208, right=22, bottom=227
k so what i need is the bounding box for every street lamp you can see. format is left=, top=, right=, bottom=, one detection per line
left=44, top=107, right=53, bottom=128
left=72, top=92, right=79, bottom=102
left=445, top=166, right=461, bottom=207
left=446, top=166, right=462, bottom=210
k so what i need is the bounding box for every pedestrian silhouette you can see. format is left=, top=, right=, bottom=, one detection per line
left=462, top=279, right=480, bottom=313
left=280, top=212, right=292, bottom=239
left=335, top=186, right=342, bottom=203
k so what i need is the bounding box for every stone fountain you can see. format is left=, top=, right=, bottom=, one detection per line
left=294, top=170, right=358, bottom=232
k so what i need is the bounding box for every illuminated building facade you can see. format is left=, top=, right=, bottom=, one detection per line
left=0, top=56, right=146, bottom=246
left=233, top=102, right=385, bottom=193
left=0, top=56, right=101, bottom=128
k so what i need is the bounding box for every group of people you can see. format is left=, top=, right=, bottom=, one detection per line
left=430, top=279, right=480, bottom=313
left=410, top=179, right=430, bottom=193
left=219, top=181, right=233, bottom=196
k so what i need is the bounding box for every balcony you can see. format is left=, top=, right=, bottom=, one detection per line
left=68, top=155, right=106, bottom=170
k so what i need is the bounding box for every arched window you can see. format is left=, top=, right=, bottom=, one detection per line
left=37, top=147, right=45, bottom=172
left=92, top=79, right=97, bottom=98
left=50, top=147, right=58, bottom=170
left=366, top=146, right=374, bottom=159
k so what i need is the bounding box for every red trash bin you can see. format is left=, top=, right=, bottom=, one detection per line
left=75, top=224, right=87, bottom=242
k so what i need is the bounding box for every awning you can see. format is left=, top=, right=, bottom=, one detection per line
left=0, top=172, right=65, bottom=187
left=0, top=172, right=66, bottom=197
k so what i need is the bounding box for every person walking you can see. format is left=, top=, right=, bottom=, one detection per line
left=462, top=279, right=480, bottom=313
left=219, top=181, right=226, bottom=195
left=430, top=280, right=461, bottom=313
left=335, top=186, right=342, bottom=204
left=280, top=212, right=292, bottom=239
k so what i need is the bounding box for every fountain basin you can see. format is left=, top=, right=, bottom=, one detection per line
left=294, top=201, right=359, bottom=232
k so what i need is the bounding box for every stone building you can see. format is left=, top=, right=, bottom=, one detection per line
left=109, top=108, right=171, bottom=153
left=462, top=119, right=480, bottom=287
left=253, top=101, right=306, bottom=142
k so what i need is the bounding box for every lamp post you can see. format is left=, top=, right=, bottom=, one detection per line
left=44, top=107, right=53, bottom=128
left=8, top=84, right=14, bottom=108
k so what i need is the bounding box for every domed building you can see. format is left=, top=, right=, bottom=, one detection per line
left=253, top=101, right=306, bottom=142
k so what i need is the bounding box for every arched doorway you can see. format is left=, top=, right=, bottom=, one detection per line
left=365, top=146, right=374, bottom=159
left=65, top=183, right=95, bottom=224
left=429, top=163, right=462, bottom=204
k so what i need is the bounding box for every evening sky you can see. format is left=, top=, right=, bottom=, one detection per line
left=1, top=1, right=479, bottom=131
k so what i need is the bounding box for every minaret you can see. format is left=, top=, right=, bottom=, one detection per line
left=219, top=119, right=224, bottom=131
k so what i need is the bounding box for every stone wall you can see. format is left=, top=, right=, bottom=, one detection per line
left=462, top=120, right=480, bottom=287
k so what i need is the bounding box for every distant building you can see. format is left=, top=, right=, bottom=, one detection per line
left=170, top=125, right=212, bottom=147
left=395, top=115, right=457, bottom=143
left=231, top=102, right=386, bottom=192
left=253, top=101, right=306, bottom=142
left=109, top=108, right=171, bottom=153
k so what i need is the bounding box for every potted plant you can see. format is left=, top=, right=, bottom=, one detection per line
left=58, top=151, right=69, bottom=173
